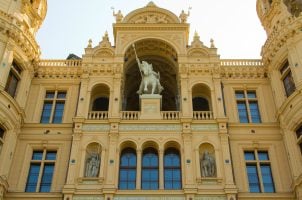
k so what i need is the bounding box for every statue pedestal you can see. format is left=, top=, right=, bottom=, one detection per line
left=139, top=94, right=162, bottom=120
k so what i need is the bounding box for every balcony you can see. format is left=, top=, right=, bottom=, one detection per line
left=87, top=111, right=214, bottom=120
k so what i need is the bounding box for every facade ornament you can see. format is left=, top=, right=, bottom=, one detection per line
left=200, top=150, right=216, bottom=177
left=85, top=153, right=100, bottom=177
left=210, top=38, right=215, bottom=48
left=112, top=8, right=123, bottom=23
left=179, top=7, right=191, bottom=23
left=132, top=44, right=163, bottom=95
left=87, top=39, right=92, bottom=48
left=283, top=0, right=302, bottom=17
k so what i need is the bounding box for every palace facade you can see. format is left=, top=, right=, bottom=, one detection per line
left=0, top=1, right=302, bottom=200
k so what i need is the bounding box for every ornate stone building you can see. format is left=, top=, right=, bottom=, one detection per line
left=0, top=0, right=301, bottom=200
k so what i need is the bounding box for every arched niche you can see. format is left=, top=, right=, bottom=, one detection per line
left=84, top=142, right=102, bottom=177
left=199, top=143, right=216, bottom=178
left=192, top=83, right=212, bottom=111
left=122, top=39, right=179, bottom=111
left=90, top=84, right=110, bottom=111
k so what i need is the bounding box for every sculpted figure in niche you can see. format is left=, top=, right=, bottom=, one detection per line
left=132, top=44, right=164, bottom=95
left=85, top=153, right=100, bottom=177
left=200, top=150, right=216, bottom=177
left=283, top=0, right=302, bottom=17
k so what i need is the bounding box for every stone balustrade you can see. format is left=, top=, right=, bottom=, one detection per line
left=193, top=111, right=214, bottom=120
left=161, top=111, right=180, bottom=120
left=220, top=59, right=263, bottom=67
left=38, top=59, right=82, bottom=67
left=87, top=111, right=108, bottom=120
left=120, top=111, right=140, bottom=120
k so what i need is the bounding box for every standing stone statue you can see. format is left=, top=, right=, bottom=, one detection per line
left=85, top=153, right=100, bottom=177
left=132, top=44, right=163, bottom=95
left=200, top=150, right=216, bottom=177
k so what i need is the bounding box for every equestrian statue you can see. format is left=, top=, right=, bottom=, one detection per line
left=132, top=44, right=164, bottom=95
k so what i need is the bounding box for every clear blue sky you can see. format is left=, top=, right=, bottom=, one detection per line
left=36, top=0, right=266, bottom=59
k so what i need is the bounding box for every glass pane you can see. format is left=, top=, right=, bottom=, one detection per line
left=283, top=72, right=296, bottom=97
left=25, top=164, right=40, bottom=192
left=246, top=164, right=260, bottom=192
left=296, top=126, right=302, bottom=138
left=57, top=92, right=66, bottom=99
left=12, top=61, right=22, bottom=74
left=39, top=164, right=55, bottom=192
left=244, top=151, right=255, bottom=160
left=40, top=102, right=53, bottom=123
left=32, top=151, right=43, bottom=160
left=280, top=60, right=289, bottom=74
left=5, top=72, right=18, bottom=97
left=237, top=102, right=249, bottom=123
left=46, top=151, right=57, bottom=160
left=247, top=91, right=256, bottom=98
left=235, top=91, right=245, bottom=99
left=249, top=102, right=261, bottom=123
left=260, top=165, right=275, bottom=193
left=45, top=92, right=55, bottom=99
left=52, top=102, right=65, bottom=123
left=258, top=151, right=269, bottom=160
left=0, top=127, right=5, bottom=139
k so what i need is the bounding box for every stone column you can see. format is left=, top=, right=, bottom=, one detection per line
left=76, top=76, right=89, bottom=118
left=218, top=119, right=237, bottom=196
left=136, top=149, right=142, bottom=189
left=111, top=65, right=122, bottom=118
left=159, top=149, right=164, bottom=189
left=182, top=124, right=194, bottom=188
left=104, top=123, right=119, bottom=190
left=213, top=78, right=224, bottom=118
left=99, top=149, right=106, bottom=179
left=195, top=148, right=201, bottom=182
left=180, top=74, right=191, bottom=118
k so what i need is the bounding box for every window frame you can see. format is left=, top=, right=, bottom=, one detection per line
left=235, top=90, right=261, bottom=123
left=0, top=126, right=5, bottom=156
left=244, top=150, right=275, bottom=193
left=164, top=148, right=182, bottom=190
left=279, top=60, right=296, bottom=97
left=5, top=60, right=22, bottom=98
left=25, top=149, right=57, bottom=193
left=141, top=147, right=159, bottom=190
left=40, top=90, right=67, bottom=124
left=118, top=148, right=137, bottom=190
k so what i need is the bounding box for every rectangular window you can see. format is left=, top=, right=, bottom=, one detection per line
left=5, top=61, right=22, bottom=98
left=235, top=90, right=261, bottom=123
left=296, top=126, right=302, bottom=154
left=40, top=91, right=66, bottom=123
left=0, top=127, right=4, bottom=155
left=25, top=150, right=56, bottom=192
left=280, top=60, right=296, bottom=97
left=244, top=150, right=275, bottom=193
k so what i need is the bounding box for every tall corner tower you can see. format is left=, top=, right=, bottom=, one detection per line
left=257, top=0, right=302, bottom=198
left=0, top=0, right=47, bottom=198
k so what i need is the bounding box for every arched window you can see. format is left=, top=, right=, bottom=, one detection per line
left=164, top=148, right=181, bottom=189
left=119, top=148, right=136, bottom=189
left=192, top=97, right=210, bottom=111
left=142, top=147, right=159, bottom=189
left=0, top=126, right=5, bottom=155
left=92, top=97, right=109, bottom=111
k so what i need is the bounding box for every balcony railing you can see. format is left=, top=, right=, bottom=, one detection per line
left=87, top=111, right=214, bottom=120
left=88, top=111, right=108, bottom=120
left=121, top=111, right=140, bottom=120
left=38, top=59, right=82, bottom=67
left=193, top=111, right=213, bottom=120
left=162, top=111, right=180, bottom=120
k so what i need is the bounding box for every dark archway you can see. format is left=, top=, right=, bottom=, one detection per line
left=123, top=39, right=179, bottom=111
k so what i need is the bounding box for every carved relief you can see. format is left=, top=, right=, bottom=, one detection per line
left=283, top=0, right=302, bottom=17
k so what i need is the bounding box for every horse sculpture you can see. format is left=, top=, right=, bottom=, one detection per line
left=137, top=61, right=163, bottom=95
left=200, top=151, right=216, bottom=177
left=132, top=44, right=163, bottom=95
